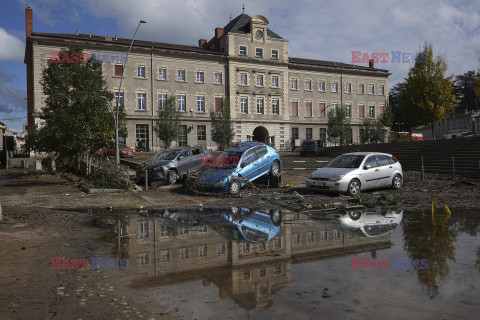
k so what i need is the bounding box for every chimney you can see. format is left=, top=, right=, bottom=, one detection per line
left=369, top=59, right=374, bottom=68
left=198, top=39, right=207, bottom=47
left=214, top=27, right=224, bottom=51
left=25, top=7, right=33, bottom=38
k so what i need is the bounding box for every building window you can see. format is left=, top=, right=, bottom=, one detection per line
left=272, top=76, right=279, bottom=88
left=243, top=242, right=250, bottom=253
left=199, top=245, right=207, bottom=257
left=307, top=231, right=314, bottom=243
left=359, top=104, right=365, bottom=118
left=272, top=99, right=279, bottom=115
left=196, top=96, right=205, bottom=112
left=179, top=227, right=188, bottom=235
left=161, top=250, right=169, bottom=262
left=178, top=125, right=187, bottom=146
left=256, top=98, right=264, bottom=114
left=274, top=237, right=282, bottom=249
left=198, top=225, right=207, bottom=232
left=346, top=103, right=352, bottom=118
left=271, top=50, right=279, bottom=59
left=255, top=48, right=263, bottom=57
left=259, top=268, right=267, bottom=277
left=369, top=105, right=375, bottom=118
left=290, top=79, right=298, bottom=90
left=379, top=85, right=385, bottom=95
left=239, top=46, right=247, bottom=56
left=319, top=102, right=326, bottom=117
left=319, top=81, right=325, bottom=92
left=331, top=103, right=338, bottom=116
left=114, top=64, right=123, bottom=77
left=139, top=221, right=148, bottom=239
left=139, top=253, right=149, bottom=266
left=259, top=242, right=266, bottom=251
left=158, top=94, right=166, bottom=110
left=137, top=66, right=145, bottom=78
left=196, top=71, right=204, bottom=83
left=137, top=93, right=146, bottom=110
left=305, top=80, right=312, bottom=91
left=321, top=230, right=327, bottom=241
left=240, top=73, right=247, bottom=85
left=256, top=74, right=264, bottom=87
left=243, top=270, right=251, bottom=280
left=331, top=82, right=338, bottom=92
left=160, top=225, right=168, bottom=237
left=306, top=128, right=313, bottom=140
left=217, top=243, right=225, bottom=254
left=292, top=233, right=299, bottom=244
left=180, top=247, right=188, bottom=259
left=177, top=95, right=186, bottom=112
left=358, top=83, right=365, bottom=94
left=135, top=124, right=149, bottom=150
left=345, top=83, right=351, bottom=93
left=305, top=102, right=312, bottom=117
left=114, top=91, right=124, bottom=106
left=369, top=84, right=375, bottom=94
left=292, top=127, right=299, bottom=140
left=274, top=265, right=282, bottom=275
left=291, top=101, right=298, bottom=116
left=197, top=125, right=206, bottom=146
left=214, top=73, right=222, bottom=84
left=320, top=128, right=327, bottom=141
left=240, top=98, right=248, bottom=114
left=177, top=70, right=185, bottom=81
left=158, top=68, right=166, bottom=80
left=334, top=230, right=341, bottom=240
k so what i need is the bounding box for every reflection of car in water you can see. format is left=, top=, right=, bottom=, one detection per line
left=204, top=207, right=282, bottom=243
left=144, top=208, right=203, bottom=229
left=310, top=210, right=403, bottom=238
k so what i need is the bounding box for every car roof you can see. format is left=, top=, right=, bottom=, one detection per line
left=342, top=152, right=393, bottom=156
left=226, top=141, right=265, bottom=152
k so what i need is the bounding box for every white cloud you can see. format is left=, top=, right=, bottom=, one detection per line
left=0, top=28, right=24, bottom=62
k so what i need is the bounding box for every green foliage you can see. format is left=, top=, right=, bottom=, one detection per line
left=155, top=95, right=180, bottom=149
left=84, top=162, right=134, bottom=191
left=327, top=105, right=352, bottom=145
left=453, top=70, right=480, bottom=113
left=24, top=44, right=126, bottom=164
left=210, top=98, right=235, bottom=147
left=401, top=42, right=456, bottom=139
left=380, top=103, right=394, bottom=128
left=359, top=118, right=385, bottom=144
left=360, top=193, right=399, bottom=208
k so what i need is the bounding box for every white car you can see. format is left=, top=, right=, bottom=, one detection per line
left=306, top=152, right=403, bottom=196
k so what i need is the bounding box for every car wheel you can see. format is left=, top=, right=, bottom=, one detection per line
left=347, top=179, right=361, bottom=196
left=167, top=170, right=178, bottom=185
left=269, top=209, right=282, bottom=226
left=348, top=211, right=361, bottom=220
left=392, top=174, right=403, bottom=189
left=228, top=178, right=241, bottom=196
left=270, top=161, right=280, bottom=177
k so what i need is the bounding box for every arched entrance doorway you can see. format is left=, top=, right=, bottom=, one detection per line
left=252, top=126, right=269, bottom=144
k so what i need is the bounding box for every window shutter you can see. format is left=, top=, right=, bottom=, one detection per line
left=115, top=65, right=123, bottom=77
left=291, top=102, right=298, bottom=116
left=215, top=97, right=223, bottom=111
left=319, top=102, right=325, bottom=117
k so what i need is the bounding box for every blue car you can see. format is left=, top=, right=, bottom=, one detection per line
left=191, top=142, right=281, bottom=195
left=204, top=207, right=282, bottom=243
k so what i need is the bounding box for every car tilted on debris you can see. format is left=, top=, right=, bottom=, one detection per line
left=188, top=141, right=281, bottom=195
left=306, top=152, right=403, bottom=196
left=137, top=147, right=211, bottom=185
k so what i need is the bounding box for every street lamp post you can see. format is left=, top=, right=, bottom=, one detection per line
left=114, top=20, right=147, bottom=164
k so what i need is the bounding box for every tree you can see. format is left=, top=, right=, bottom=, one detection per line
left=453, top=71, right=480, bottom=113
left=474, top=71, right=480, bottom=106
left=25, top=44, right=124, bottom=164
left=210, top=98, right=235, bottom=148
left=327, top=105, right=351, bottom=146
left=401, top=42, right=456, bottom=139
left=155, top=95, right=180, bottom=149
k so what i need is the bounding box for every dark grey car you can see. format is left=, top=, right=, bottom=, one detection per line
left=137, top=147, right=211, bottom=185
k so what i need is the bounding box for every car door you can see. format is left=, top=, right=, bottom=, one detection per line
left=190, top=148, right=204, bottom=171
left=361, top=155, right=381, bottom=190
left=176, top=149, right=192, bottom=175
left=376, top=154, right=393, bottom=187
left=252, top=145, right=270, bottom=179
left=238, top=148, right=257, bottom=180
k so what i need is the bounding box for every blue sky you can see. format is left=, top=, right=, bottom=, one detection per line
left=1, top=0, right=479, bottom=132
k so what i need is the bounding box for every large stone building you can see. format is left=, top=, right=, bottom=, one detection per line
left=25, top=8, right=390, bottom=151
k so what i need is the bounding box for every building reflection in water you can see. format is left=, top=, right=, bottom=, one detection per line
left=105, top=207, right=395, bottom=311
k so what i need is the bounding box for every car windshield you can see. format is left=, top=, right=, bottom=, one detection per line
left=241, top=226, right=270, bottom=242
left=152, top=149, right=180, bottom=161
left=210, top=151, right=243, bottom=169
left=327, top=154, right=365, bottom=168
left=302, top=141, right=316, bottom=146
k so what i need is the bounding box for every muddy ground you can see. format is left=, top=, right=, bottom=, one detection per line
left=1, top=155, right=479, bottom=319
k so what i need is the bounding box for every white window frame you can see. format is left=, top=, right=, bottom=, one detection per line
left=177, top=94, right=186, bottom=112
left=256, top=74, right=264, bottom=87
left=346, top=103, right=352, bottom=118
left=272, top=99, right=279, bottom=115
left=196, top=96, right=205, bottom=112
left=240, top=97, right=248, bottom=114
left=271, top=75, right=279, bottom=88
left=158, top=93, right=166, bottom=111
left=196, top=71, right=204, bottom=83
left=256, top=98, right=264, bottom=114
left=271, top=49, right=279, bottom=59
left=305, top=79, right=312, bottom=91
left=240, top=73, right=248, bottom=86
left=331, top=82, right=338, bottom=92
left=379, top=85, right=385, bottom=95
left=177, top=69, right=185, bottom=81
left=369, top=84, right=375, bottom=95
left=255, top=47, right=263, bottom=58
left=214, top=72, right=222, bottom=84
left=369, top=105, right=376, bottom=118
left=137, top=66, right=146, bottom=78
left=137, top=92, right=146, bottom=110
left=158, top=68, right=166, bottom=80
left=290, top=78, right=298, bottom=90
left=345, top=82, right=351, bottom=93
left=318, top=80, right=326, bottom=92
left=239, top=46, right=247, bottom=56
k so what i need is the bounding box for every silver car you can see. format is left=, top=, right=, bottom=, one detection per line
left=306, top=152, right=403, bottom=196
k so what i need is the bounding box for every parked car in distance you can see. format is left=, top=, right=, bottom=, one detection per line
left=191, top=141, right=281, bottom=195
left=300, top=140, right=323, bottom=156
left=104, top=146, right=135, bottom=158
left=137, top=147, right=211, bottom=185
left=306, top=152, right=403, bottom=196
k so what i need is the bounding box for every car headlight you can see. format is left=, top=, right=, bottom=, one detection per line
left=329, top=174, right=345, bottom=181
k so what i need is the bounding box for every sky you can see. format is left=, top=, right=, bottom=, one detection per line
left=0, top=0, right=479, bottom=132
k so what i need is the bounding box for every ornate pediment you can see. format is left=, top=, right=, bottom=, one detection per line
left=237, top=89, right=251, bottom=94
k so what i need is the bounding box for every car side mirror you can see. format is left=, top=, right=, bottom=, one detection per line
left=364, top=164, right=372, bottom=170
left=178, top=156, right=184, bottom=161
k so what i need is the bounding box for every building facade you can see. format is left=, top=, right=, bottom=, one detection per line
left=25, top=8, right=390, bottom=151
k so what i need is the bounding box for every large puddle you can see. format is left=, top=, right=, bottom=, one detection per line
left=86, top=205, right=480, bottom=319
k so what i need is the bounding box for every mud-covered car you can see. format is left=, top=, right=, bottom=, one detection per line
left=189, top=142, right=281, bottom=195
left=137, top=147, right=211, bottom=185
